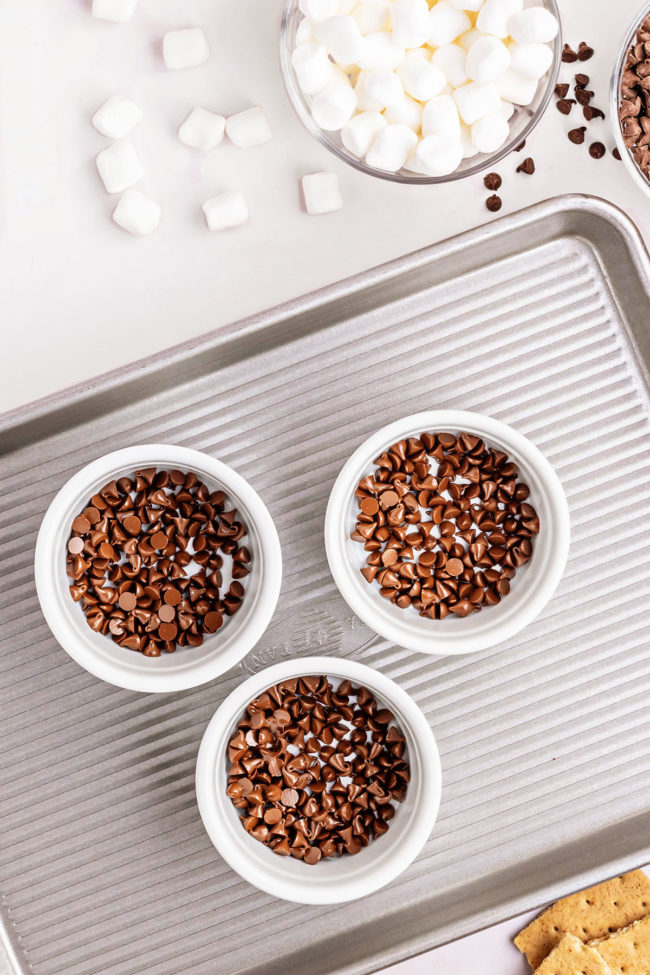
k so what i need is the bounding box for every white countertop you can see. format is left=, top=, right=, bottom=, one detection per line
left=1, top=0, right=648, bottom=971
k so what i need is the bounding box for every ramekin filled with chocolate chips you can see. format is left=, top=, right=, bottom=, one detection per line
left=326, top=411, right=569, bottom=655
left=35, top=445, right=282, bottom=692
left=196, top=656, right=441, bottom=903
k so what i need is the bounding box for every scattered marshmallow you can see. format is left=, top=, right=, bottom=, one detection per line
left=470, top=111, right=510, bottom=152
left=509, top=7, right=559, bottom=44
left=302, top=171, right=343, bottom=214
left=299, top=0, right=339, bottom=22
left=398, top=54, right=447, bottom=102
left=496, top=68, right=539, bottom=105
left=432, top=44, right=468, bottom=88
left=390, top=0, right=430, bottom=49
left=415, top=134, right=463, bottom=175
left=163, top=28, right=209, bottom=70
left=96, top=141, right=143, bottom=193
left=226, top=107, right=272, bottom=147
left=384, top=94, right=423, bottom=131
left=92, top=0, right=137, bottom=23
left=466, top=35, right=510, bottom=83
left=203, top=191, right=248, bottom=231
left=476, top=0, right=523, bottom=39
left=92, top=94, right=142, bottom=139
left=315, top=15, right=365, bottom=65
left=179, top=107, right=225, bottom=150
left=365, top=123, right=417, bottom=171
left=353, top=1, right=389, bottom=35
left=312, top=80, right=357, bottom=129
left=422, top=94, right=461, bottom=139
left=112, top=189, right=161, bottom=236
left=508, top=41, right=553, bottom=80
left=453, top=80, right=501, bottom=125
left=292, top=42, right=334, bottom=95
left=341, top=110, right=387, bottom=156
left=428, top=1, right=471, bottom=47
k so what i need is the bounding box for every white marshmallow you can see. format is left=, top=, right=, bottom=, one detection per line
left=340, top=0, right=357, bottom=13
left=384, top=94, right=423, bottom=131
left=311, top=80, right=357, bottom=129
left=457, top=28, right=483, bottom=51
left=292, top=42, right=334, bottom=94
left=460, top=123, right=478, bottom=157
left=296, top=17, right=316, bottom=44
left=352, top=1, right=389, bottom=34
left=226, top=106, right=272, bottom=147
left=453, top=80, right=501, bottom=124
left=203, top=191, right=248, bottom=231
left=390, top=0, right=430, bottom=49
left=96, top=141, right=143, bottom=193
left=509, top=7, right=558, bottom=44
left=470, top=111, right=509, bottom=151
left=508, top=41, right=553, bottom=80
left=178, top=107, right=226, bottom=150
left=92, top=94, right=142, bottom=139
left=499, top=99, right=514, bottom=118
left=496, top=68, right=537, bottom=104
left=366, top=123, right=417, bottom=171
left=302, top=171, right=343, bottom=214
left=422, top=93, right=461, bottom=138
left=92, top=0, right=137, bottom=23
left=315, top=15, right=365, bottom=65
left=341, top=110, right=387, bottom=155
left=449, top=0, right=483, bottom=10
left=364, top=68, right=404, bottom=109
left=112, top=189, right=161, bottom=236
left=163, top=28, right=209, bottom=70
left=356, top=32, right=405, bottom=70
left=476, top=0, right=522, bottom=39
left=432, top=44, right=468, bottom=88
left=398, top=55, right=447, bottom=101
left=299, top=0, right=339, bottom=21
left=428, top=1, right=471, bottom=47
left=466, top=35, right=510, bottom=82
left=414, top=134, right=463, bottom=175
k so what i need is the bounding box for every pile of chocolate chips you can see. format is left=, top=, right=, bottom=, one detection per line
left=351, top=432, right=539, bottom=620
left=226, top=676, right=409, bottom=863
left=66, top=468, right=250, bottom=655
left=619, top=16, right=650, bottom=179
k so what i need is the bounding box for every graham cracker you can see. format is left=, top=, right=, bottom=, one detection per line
left=589, top=914, right=650, bottom=975
left=533, top=934, right=617, bottom=975
left=514, top=870, right=650, bottom=969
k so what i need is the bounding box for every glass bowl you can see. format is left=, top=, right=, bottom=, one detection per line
left=280, top=0, right=562, bottom=184
left=610, top=0, right=650, bottom=198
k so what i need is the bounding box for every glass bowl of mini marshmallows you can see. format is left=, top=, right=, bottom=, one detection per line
left=280, top=0, right=561, bottom=183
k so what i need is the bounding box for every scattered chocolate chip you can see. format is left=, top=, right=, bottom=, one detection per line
left=574, top=73, right=590, bottom=89
left=514, top=140, right=526, bottom=152
left=578, top=42, right=594, bottom=62
left=486, top=194, right=502, bottom=212
left=483, top=172, right=502, bottom=191
left=613, top=147, right=622, bottom=160
left=584, top=105, right=605, bottom=121
left=562, top=44, right=578, bottom=63
left=575, top=88, right=594, bottom=106
left=589, top=141, right=606, bottom=159
left=556, top=98, right=576, bottom=115
left=568, top=126, right=587, bottom=144
left=555, top=83, right=569, bottom=98
left=516, top=157, right=535, bottom=175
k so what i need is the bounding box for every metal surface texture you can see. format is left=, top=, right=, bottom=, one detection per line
left=2, top=195, right=650, bottom=975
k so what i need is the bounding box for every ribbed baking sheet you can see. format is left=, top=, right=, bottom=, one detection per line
left=2, top=196, right=650, bottom=975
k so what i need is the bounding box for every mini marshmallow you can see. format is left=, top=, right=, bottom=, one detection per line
left=422, top=93, right=461, bottom=139
left=352, top=1, right=389, bottom=35
left=499, top=99, right=515, bottom=119
left=432, top=44, right=468, bottom=88
left=112, top=189, right=161, bottom=236
left=302, top=171, right=343, bottom=214
left=508, top=7, right=559, bottom=44
left=466, top=35, right=510, bottom=83
left=364, top=68, right=404, bottom=109
left=299, top=0, right=339, bottom=21
left=365, top=123, right=417, bottom=171
left=356, top=32, right=405, bottom=70
left=460, top=123, right=479, bottom=157
left=203, top=191, right=248, bottom=231
left=476, top=0, right=523, bottom=39
left=315, top=15, right=365, bottom=65
left=457, top=28, right=482, bottom=51
left=296, top=17, right=316, bottom=44
left=311, top=80, right=357, bottom=129
left=453, top=80, right=501, bottom=124
left=92, top=0, right=137, bottom=23
left=508, top=41, right=553, bottom=80
left=397, top=55, right=447, bottom=102
left=178, top=107, right=225, bottom=150
left=428, top=1, right=471, bottom=47
left=96, top=141, right=143, bottom=193
left=384, top=94, right=423, bottom=131
left=449, top=0, right=483, bottom=10
left=292, top=42, right=334, bottom=94
left=496, top=68, right=538, bottom=104
left=163, top=28, right=209, bottom=70
left=390, top=0, right=430, bottom=49
left=414, top=134, right=463, bottom=175
left=470, top=111, right=509, bottom=151
left=341, top=110, right=387, bottom=156
left=226, top=107, right=272, bottom=147
left=92, top=94, right=142, bottom=139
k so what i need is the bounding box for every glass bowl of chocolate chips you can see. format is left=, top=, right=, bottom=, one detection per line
left=612, top=2, right=650, bottom=195
left=325, top=410, right=570, bottom=656
left=35, top=445, right=282, bottom=693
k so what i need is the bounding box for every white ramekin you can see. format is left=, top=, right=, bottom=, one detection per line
left=325, top=411, right=570, bottom=656
left=195, top=656, right=442, bottom=904
left=35, top=445, right=282, bottom=693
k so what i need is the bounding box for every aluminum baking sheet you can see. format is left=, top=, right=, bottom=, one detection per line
left=2, top=195, right=650, bottom=975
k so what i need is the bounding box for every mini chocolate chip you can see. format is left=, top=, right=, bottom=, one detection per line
left=575, top=88, right=594, bottom=106
left=574, top=73, right=590, bottom=88
left=486, top=194, right=502, bottom=212
left=555, top=83, right=569, bottom=98
left=557, top=98, right=576, bottom=115
left=562, top=44, right=578, bottom=63
left=516, top=157, right=535, bottom=175
left=613, top=147, right=622, bottom=160
left=578, top=42, right=594, bottom=62
left=514, top=140, right=526, bottom=152
left=584, top=105, right=605, bottom=121
left=568, top=126, right=587, bottom=144
left=483, top=172, right=502, bottom=191
left=589, top=141, right=606, bottom=159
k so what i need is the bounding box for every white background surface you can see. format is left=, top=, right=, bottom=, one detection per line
left=1, top=0, right=648, bottom=972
